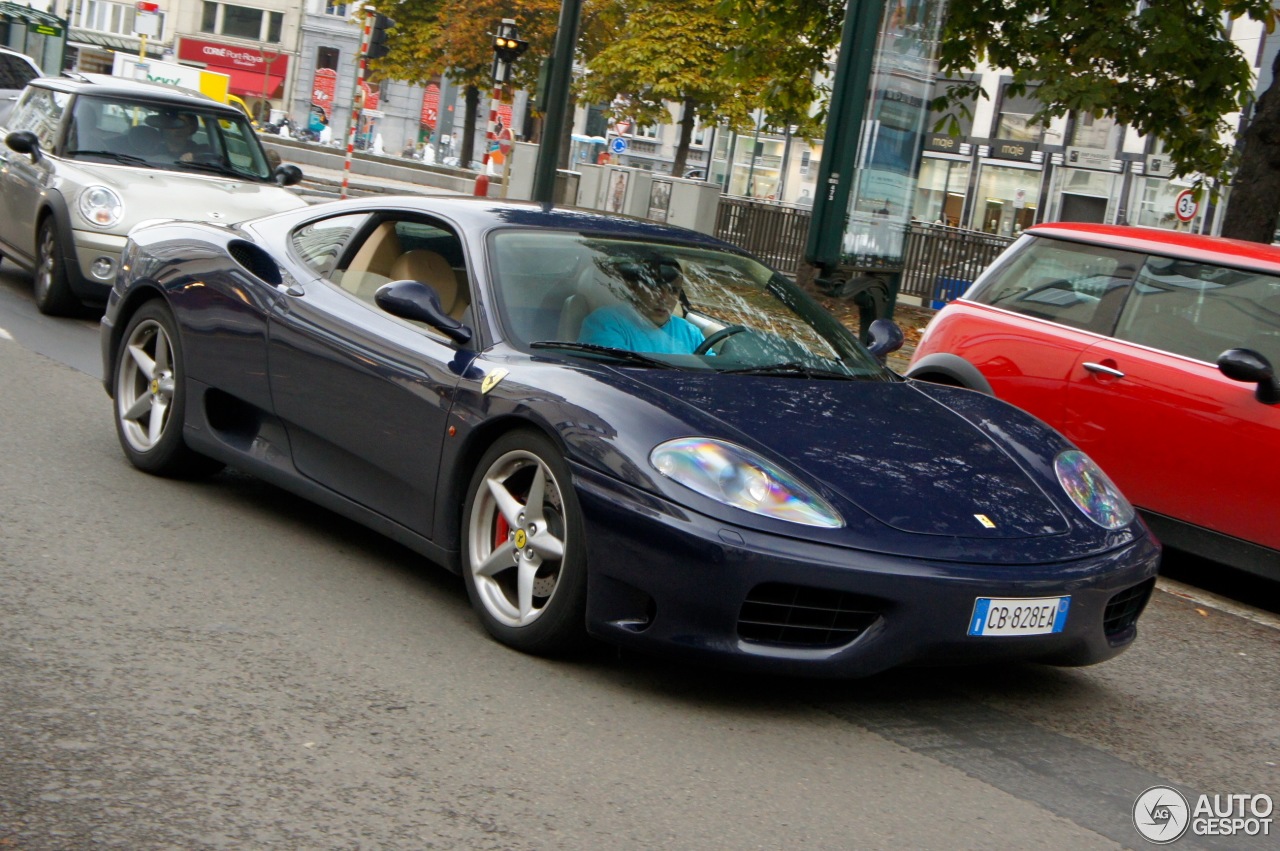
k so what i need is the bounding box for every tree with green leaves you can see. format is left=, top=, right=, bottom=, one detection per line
left=578, top=0, right=840, bottom=177
left=731, top=1, right=1280, bottom=242
left=371, top=0, right=562, bottom=167
left=940, top=0, right=1280, bottom=242
left=578, top=0, right=753, bottom=178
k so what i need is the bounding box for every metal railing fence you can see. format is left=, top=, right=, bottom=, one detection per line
left=712, top=196, right=1014, bottom=307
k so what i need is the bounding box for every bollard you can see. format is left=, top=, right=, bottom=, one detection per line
left=473, top=174, right=489, bottom=197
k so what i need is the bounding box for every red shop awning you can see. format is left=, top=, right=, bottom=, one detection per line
left=223, top=66, right=285, bottom=99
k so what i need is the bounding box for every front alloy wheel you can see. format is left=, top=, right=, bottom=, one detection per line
left=462, top=431, right=587, bottom=655
left=113, top=302, right=221, bottom=477
left=33, top=218, right=79, bottom=316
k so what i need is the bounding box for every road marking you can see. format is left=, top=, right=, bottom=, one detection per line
left=1157, top=577, right=1280, bottom=631
left=0, top=327, right=13, bottom=341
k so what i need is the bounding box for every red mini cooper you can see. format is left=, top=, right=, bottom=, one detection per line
left=908, top=223, right=1279, bottom=580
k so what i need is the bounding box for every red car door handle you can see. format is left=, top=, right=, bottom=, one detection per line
left=1082, top=361, right=1126, bottom=379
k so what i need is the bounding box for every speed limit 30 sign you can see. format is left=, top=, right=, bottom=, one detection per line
left=1174, top=189, right=1199, bottom=223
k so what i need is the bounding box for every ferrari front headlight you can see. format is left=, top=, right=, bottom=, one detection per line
left=650, top=438, right=843, bottom=528
left=78, top=185, right=123, bottom=228
left=1054, top=449, right=1134, bottom=530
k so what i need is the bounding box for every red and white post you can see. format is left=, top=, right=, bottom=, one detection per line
left=341, top=9, right=374, bottom=200
left=473, top=81, right=505, bottom=197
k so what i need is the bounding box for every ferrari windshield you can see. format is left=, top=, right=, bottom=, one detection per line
left=66, top=95, right=273, bottom=179
left=490, top=230, right=891, bottom=378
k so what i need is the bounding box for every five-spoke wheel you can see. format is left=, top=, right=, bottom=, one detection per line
left=112, top=301, right=221, bottom=477
left=462, top=431, right=587, bottom=654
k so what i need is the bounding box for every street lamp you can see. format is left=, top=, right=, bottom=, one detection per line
left=259, top=43, right=283, bottom=124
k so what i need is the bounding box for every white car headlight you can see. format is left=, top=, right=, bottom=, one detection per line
left=78, top=185, right=123, bottom=228
left=650, top=438, right=843, bottom=528
left=1054, top=449, right=1134, bottom=530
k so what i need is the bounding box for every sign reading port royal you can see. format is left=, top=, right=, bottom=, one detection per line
left=1175, top=188, right=1199, bottom=223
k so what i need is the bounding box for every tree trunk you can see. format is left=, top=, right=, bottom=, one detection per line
left=1221, top=52, right=1280, bottom=243
left=460, top=85, right=480, bottom=168
left=672, top=97, right=698, bottom=178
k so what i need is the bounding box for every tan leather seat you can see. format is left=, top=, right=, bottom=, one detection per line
left=342, top=222, right=402, bottom=299
left=389, top=250, right=469, bottom=319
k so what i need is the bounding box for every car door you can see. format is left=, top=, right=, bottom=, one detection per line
left=937, top=236, right=1142, bottom=428
left=267, top=212, right=474, bottom=539
left=0, top=85, right=66, bottom=263
left=1061, top=258, right=1280, bottom=551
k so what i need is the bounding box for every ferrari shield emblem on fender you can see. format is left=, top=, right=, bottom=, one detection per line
left=481, top=368, right=509, bottom=394
left=974, top=514, right=997, bottom=529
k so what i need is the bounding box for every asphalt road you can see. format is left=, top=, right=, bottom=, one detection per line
left=1, top=263, right=1277, bottom=850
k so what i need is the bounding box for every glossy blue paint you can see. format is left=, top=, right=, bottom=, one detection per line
left=101, top=197, right=1162, bottom=676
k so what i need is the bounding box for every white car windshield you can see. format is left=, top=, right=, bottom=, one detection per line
left=67, top=95, right=272, bottom=179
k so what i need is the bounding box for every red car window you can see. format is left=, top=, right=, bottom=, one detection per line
left=966, top=236, right=1141, bottom=334
left=1113, top=258, right=1280, bottom=364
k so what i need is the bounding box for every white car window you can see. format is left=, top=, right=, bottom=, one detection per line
left=8, top=86, right=69, bottom=150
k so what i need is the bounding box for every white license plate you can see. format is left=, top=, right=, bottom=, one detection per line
left=968, top=596, right=1070, bottom=637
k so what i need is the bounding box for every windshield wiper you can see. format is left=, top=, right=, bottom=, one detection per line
left=67, top=150, right=153, bottom=167
left=175, top=160, right=250, bottom=179
left=530, top=340, right=678, bottom=369
left=715, top=362, right=858, bottom=380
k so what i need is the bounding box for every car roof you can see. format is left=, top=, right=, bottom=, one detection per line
left=292, top=196, right=736, bottom=247
left=1028, top=222, right=1280, bottom=274
left=26, top=72, right=240, bottom=117
left=0, top=46, right=41, bottom=69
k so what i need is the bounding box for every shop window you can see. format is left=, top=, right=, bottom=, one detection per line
left=1071, top=112, right=1119, bottom=151
left=996, top=84, right=1045, bottom=143
left=79, top=0, right=164, bottom=38
left=316, top=46, right=340, bottom=72
left=201, top=2, right=286, bottom=43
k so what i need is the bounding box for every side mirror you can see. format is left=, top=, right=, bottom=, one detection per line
left=1217, top=347, right=1280, bottom=404
left=5, top=130, right=41, bottom=163
left=274, top=163, right=303, bottom=186
left=865, top=318, right=904, bottom=365
left=375, top=280, right=473, bottom=345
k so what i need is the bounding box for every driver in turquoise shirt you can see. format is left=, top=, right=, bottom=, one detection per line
left=579, top=258, right=705, bottom=354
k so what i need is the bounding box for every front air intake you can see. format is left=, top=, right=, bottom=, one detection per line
left=738, top=583, right=881, bottom=648
left=1103, top=578, right=1155, bottom=639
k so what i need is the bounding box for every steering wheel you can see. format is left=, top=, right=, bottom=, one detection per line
left=694, top=324, right=747, bottom=355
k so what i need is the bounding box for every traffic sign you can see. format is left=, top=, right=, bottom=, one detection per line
left=1174, top=189, right=1198, bottom=223
left=610, top=137, right=628, bottom=154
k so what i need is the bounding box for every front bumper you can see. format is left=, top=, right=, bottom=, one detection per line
left=574, top=466, right=1161, bottom=678
left=70, top=228, right=125, bottom=304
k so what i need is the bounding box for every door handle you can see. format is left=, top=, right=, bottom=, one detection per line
left=1082, top=361, right=1125, bottom=379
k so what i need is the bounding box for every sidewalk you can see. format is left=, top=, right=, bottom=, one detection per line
left=811, top=293, right=935, bottom=372
left=294, top=163, right=471, bottom=200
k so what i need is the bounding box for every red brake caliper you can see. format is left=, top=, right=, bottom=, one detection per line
left=494, top=512, right=510, bottom=550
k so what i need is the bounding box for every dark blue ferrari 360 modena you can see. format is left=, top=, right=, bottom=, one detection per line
left=100, top=197, right=1160, bottom=677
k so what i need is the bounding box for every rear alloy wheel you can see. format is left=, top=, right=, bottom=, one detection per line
left=113, top=301, right=222, bottom=478
left=33, top=218, right=80, bottom=316
left=462, top=431, right=587, bottom=655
